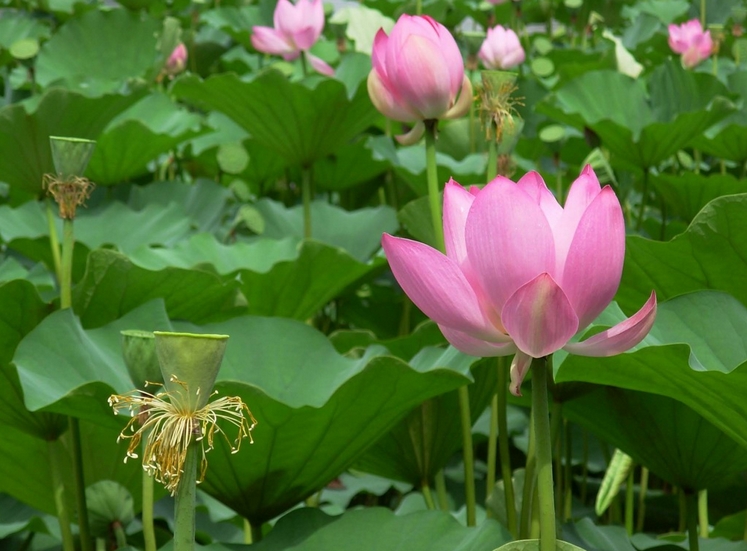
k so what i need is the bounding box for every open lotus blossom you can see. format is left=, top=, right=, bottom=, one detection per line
left=251, top=0, right=334, bottom=76
left=479, top=25, right=525, bottom=70
left=668, top=19, right=713, bottom=68
left=367, top=14, right=473, bottom=144
left=382, top=166, right=657, bottom=396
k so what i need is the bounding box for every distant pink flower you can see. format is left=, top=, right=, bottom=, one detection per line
left=251, top=0, right=334, bottom=76
left=479, top=25, right=525, bottom=70
left=367, top=14, right=473, bottom=144
left=382, top=166, right=657, bottom=396
left=668, top=19, right=713, bottom=68
left=487, top=0, right=510, bottom=4
left=165, top=43, right=187, bottom=76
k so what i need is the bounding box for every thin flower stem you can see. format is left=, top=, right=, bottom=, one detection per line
left=486, top=123, right=498, bottom=182
left=142, top=437, right=157, bottom=551
left=563, top=419, right=572, bottom=521
left=458, top=385, right=477, bottom=526
left=113, top=521, right=127, bottom=549
left=302, top=166, right=312, bottom=239
left=45, top=199, right=62, bottom=284
left=415, top=0, right=422, bottom=15
left=687, top=491, right=700, bottom=551
left=48, top=440, right=75, bottom=551
left=243, top=519, right=251, bottom=544
left=625, top=468, right=635, bottom=535
left=301, top=52, right=308, bottom=77
left=174, top=444, right=198, bottom=551
left=435, top=470, right=449, bottom=511
left=250, top=522, right=263, bottom=543
left=520, top=407, right=537, bottom=539
left=422, top=481, right=436, bottom=510
left=497, top=358, right=517, bottom=536
left=486, top=392, right=498, bottom=517
left=531, top=356, right=556, bottom=551
left=424, top=120, right=445, bottom=253
left=698, top=490, right=709, bottom=537
left=60, top=219, right=74, bottom=309
left=636, top=467, right=649, bottom=532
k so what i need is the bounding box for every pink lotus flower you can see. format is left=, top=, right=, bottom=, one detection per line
left=251, top=0, right=334, bottom=76
left=382, top=166, right=657, bottom=396
left=165, top=43, right=188, bottom=77
left=367, top=15, right=473, bottom=144
left=479, top=25, right=525, bottom=70
left=668, top=19, right=713, bottom=68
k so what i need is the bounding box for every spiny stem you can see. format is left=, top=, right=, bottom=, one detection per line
left=487, top=122, right=498, bottom=182
left=45, top=199, right=62, bottom=285
left=60, top=219, right=74, bottom=309
left=486, top=392, right=498, bottom=517
left=698, top=490, right=709, bottom=537
left=174, top=444, right=198, bottom=551
left=458, top=385, right=477, bottom=526
left=519, top=407, right=537, bottom=539
left=497, top=358, right=517, bottom=535
left=532, top=356, right=556, bottom=551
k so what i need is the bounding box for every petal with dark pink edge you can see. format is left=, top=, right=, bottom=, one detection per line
left=553, top=165, right=602, bottom=267
left=307, top=52, right=335, bottom=76
left=560, top=185, right=625, bottom=328
left=443, top=179, right=475, bottom=265
left=442, top=75, right=473, bottom=120
left=389, top=34, right=453, bottom=119
left=382, top=234, right=500, bottom=340
left=563, top=292, right=657, bottom=357
left=439, top=325, right=516, bottom=357
left=292, top=25, right=320, bottom=51
left=371, top=28, right=390, bottom=78
left=395, top=121, right=425, bottom=145
left=367, top=71, right=419, bottom=122
left=251, top=26, right=295, bottom=56
left=431, top=18, right=465, bottom=96
left=516, top=171, right=562, bottom=229
left=501, top=273, right=579, bottom=358
left=465, top=177, right=556, bottom=312
left=509, top=351, right=532, bottom=397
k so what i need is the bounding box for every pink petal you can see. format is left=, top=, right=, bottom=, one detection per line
left=509, top=351, right=532, bottom=397
left=367, top=70, right=419, bottom=122
left=306, top=52, right=335, bottom=76
left=394, top=121, right=425, bottom=145
left=563, top=292, right=657, bottom=357
left=465, top=177, right=556, bottom=314
left=430, top=18, right=465, bottom=97
left=251, top=26, right=296, bottom=56
left=501, top=273, right=579, bottom=358
left=443, top=178, right=475, bottom=266
left=560, top=185, right=625, bottom=329
left=275, top=0, right=303, bottom=42
left=516, top=171, right=563, bottom=229
left=439, top=325, right=516, bottom=357
left=382, top=234, right=501, bottom=341
left=442, top=75, right=473, bottom=120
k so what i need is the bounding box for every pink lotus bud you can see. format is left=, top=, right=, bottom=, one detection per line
left=668, top=19, right=713, bottom=68
left=251, top=0, right=334, bottom=76
left=367, top=14, right=473, bottom=143
left=478, top=25, right=525, bottom=70
left=165, top=43, right=188, bottom=76
left=382, top=167, right=657, bottom=396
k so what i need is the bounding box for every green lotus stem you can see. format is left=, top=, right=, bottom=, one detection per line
left=174, top=444, right=198, bottom=551
left=700, top=0, right=706, bottom=26
left=698, top=490, right=709, bottom=537
left=60, top=219, right=74, bottom=309
left=243, top=519, right=251, bottom=544
left=113, top=521, right=127, bottom=549
left=563, top=418, right=572, bottom=521
left=625, top=468, right=635, bottom=535
left=142, top=438, right=157, bottom=551
left=497, top=358, right=517, bottom=535
left=250, top=522, right=263, bottom=543
left=424, top=119, right=445, bottom=252
left=636, top=467, right=649, bottom=532
left=302, top=167, right=312, bottom=239
left=486, top=392, right=498, bottom=517
left=45, top=199, right=63, bottom=285
left=469, top=98, right=476, bottom=154
left=687, top=492, right=700, bottom=551
left=694, top=150, right=701, bottom=175
left=415, top=0, right=422, bottom=15
left=532, top=356, right=556, bottom=551
left=550, top=401, right=562, bottom=515
left=300, top=52, right=309, bottom=77
left=679, top=490, right=687, bottom=532
left=48, top=440, right=75, bottom=551
left=580, top=429, right=589, bottom=504
left=520, top=407, right=537, bottom=539
left=635, top=168, right=650, bottom=232
left=486, top=122, right=498, bottom=182
left=421, top=481, right=436, bottom=510
left=96, top=538, right=105, bottom=551
left=435, top=470, right=449, bottom=511
left=457, top=385, right=477, bottom=526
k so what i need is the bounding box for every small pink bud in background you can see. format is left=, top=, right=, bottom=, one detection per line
left=486, top=0, right=510, bottom=4
left=668, top=19, right=713, bottom=68
left=251, top=0, right=334, bottom=76
left=367, top=14, right=473, bottom=144
left=382, top=167, right=657, bottom=396
left=165, top=43, right=188, bottom=76
left=478, top=25, right=525, bottom=70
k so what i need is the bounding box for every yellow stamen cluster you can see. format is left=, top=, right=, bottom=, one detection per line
left=479, top=79, right=522, bottom=143
left=43, top=174, right=95, bottom=220
left=108, top=378, right=257, bottom=495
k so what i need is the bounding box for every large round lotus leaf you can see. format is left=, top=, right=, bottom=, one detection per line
left=249, top=508, right=510, bottom=551
left=0, top=89, right=144, bottom=196
left=650, top=173, right=747, bottom=222
left=35, top=9, right=160, bottom=95
left=172, top=71, right=379, bottom=167
left=11, top=301, right=471, bottom=523
left=564, top=387, right=747, bottom=491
